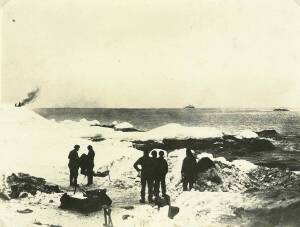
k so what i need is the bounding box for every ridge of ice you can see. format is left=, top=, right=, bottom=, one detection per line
left=114, top=122, right=134, bottom=130
left=235, top=129, right=258, bottom=139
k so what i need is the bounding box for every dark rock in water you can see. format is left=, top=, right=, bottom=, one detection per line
left=91, top=124, right=143, bottom=132
left=17, top=208, right=33, bottom=214
left=59, top=189, right=112, bottom=213
left=90, top=124, right=114, bottom=128
left=114, top=128, right=142, bottom=132
left=132, top=136, right=275, bottom=153
left=7, top=173, right=61, bottom=199
left=163, top=138, right=221, bottom=151
left=242, top=138, right=275, bottom=152
left=132, top=140, right=166, bottom=152
left=256, top=129, right=279, bottom=138
left=259, top=161, right=289, bottom=170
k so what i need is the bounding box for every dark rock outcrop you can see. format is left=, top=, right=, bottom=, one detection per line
left=197, top=157, right=216, bottom=173
left=90, top=124, right=114, bottom=128
left=7, top=173, right=61, bottom=199
left=90, top=124, right=143, bottom=132
left=132, top=136, right=275, bottom=153
left=89, top=135, right=105, bottom=142
left=256, top=129, right=280, bottom=138
left=114, top=128, right=142, bottom=132
left=132, top=140, right=166, bottom=152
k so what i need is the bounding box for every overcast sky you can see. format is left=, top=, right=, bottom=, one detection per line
left=1, top=0, right=300, bottom=108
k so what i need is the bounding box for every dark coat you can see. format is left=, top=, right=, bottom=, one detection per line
left=68, top=149, right=80, bottom=169
left=87, top=149, right=95, bottom=169
left=133, top=156, right=153, bottom=177
left=157, top=157, right=168, bottom=177
left=79, top=154, right=88, bottom=174
left=181, top=155, right=197, bottom=176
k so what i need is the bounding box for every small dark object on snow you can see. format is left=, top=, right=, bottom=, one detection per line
left=89, top=135, right=105, bottom=142
left=120, top=205, right=134, bottom=210
left=122, top=214, right=131, bottom=220
left=154, top=196, right=169, bottom=208
left=59, top=189, right=112, bottom=213
left=168, top=206, right=180, bottom=219
left=94, top=170, right=110, bottom=177
left=17, top=208, right=33, bottom=214
left=154, top=194, right=180, bottom=219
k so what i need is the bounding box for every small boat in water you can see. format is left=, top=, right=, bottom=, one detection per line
left=184, top=105, right=195, bottom=109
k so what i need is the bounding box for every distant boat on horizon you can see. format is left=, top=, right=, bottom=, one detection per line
left=184, top=104, right=195, bottom=109
left=273, top=108, right=289, bottom=112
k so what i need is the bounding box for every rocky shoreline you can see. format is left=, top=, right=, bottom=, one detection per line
left=132, top=130, right=277, bottom=153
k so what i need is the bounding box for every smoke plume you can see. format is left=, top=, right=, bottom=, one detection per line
left=15, top=88, right=40, bottom=107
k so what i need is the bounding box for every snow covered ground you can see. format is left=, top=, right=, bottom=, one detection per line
left=0, top=105, right=299, bottom=227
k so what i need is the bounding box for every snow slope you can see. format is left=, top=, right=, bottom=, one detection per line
left=0, top=105, right=297, bottom=227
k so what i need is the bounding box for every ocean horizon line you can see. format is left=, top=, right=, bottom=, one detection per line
left=33, top=107, right=298, bottom=110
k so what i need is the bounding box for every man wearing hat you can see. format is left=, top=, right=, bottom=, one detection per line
left=68, top=144, right=80, bottom=186
left=133, top=150, right=154, bottom=203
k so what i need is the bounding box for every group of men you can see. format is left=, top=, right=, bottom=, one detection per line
left=134, top=148, right=198, bottom=203
left=133, top=150, right=168, bottom=203
left=68, top=144, right=199, bottom=203
left=68, top=144, right=95, bottom=186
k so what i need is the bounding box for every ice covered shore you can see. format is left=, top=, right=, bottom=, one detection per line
left=0, top=105, right=300, bottom=227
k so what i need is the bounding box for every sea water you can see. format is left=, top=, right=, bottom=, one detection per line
left=35, top=108, right=300, bottom=170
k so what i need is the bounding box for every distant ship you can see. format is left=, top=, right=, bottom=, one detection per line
left=273, top=108, right=289, bottom=112
left=184, top=104, right=195, bottom=109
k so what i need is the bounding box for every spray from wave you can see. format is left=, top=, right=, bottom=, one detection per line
left=15, top=88, right=40, bottom=107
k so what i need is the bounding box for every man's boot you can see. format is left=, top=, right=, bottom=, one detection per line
left=148, top=196, right=154, bottom=203
left=139, top=198, right=145, bottom=203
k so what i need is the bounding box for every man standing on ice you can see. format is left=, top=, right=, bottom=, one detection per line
left=68, top=145, right=80, bottom=187
left=154, top=150, right=168, bottom=198
left=181, top=148, right=197, bottom=191
left=150, top=150, right=159, bottom=199
left=133, top=150, right=154, bottom=203
left=86, top=145, right=95, bottom=186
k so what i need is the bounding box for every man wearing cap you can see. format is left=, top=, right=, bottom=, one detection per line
left=86, top=145, right=95, bottom=186
left=68, top=145, right=80, bottom=186
left=133, top=150, right=154, bottom=203
left=181, top=148, right=197, bottom=191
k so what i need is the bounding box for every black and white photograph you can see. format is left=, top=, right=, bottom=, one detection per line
left=1, top=0, right=300, bottom=226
